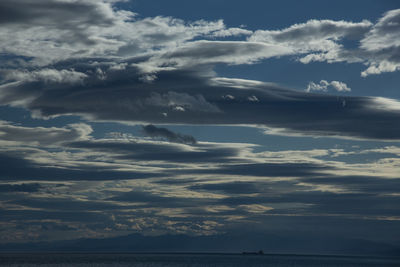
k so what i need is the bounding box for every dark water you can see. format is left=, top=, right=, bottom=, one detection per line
left=0, top=253, right=399, bottom=266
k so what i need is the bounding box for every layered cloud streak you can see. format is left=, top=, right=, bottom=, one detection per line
left=0, top=1, right=399, bottom=140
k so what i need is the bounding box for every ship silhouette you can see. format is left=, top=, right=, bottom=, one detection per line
left=242, top=250, right=264, bottom=255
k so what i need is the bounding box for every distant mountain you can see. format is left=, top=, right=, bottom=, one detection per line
left=1, top=232, right=399, bottom=257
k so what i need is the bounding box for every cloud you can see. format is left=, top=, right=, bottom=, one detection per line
left=188, top=162, right=328, bottom=178
left=249, top=19, right=372, bottom=66
left=360, top=9, right=400, bottom=51
left=249, top=10, right=400, bottom=77
left=0, top=1, right=399, bottom=78
left=143, top=91, right=221, bottom=114
left=68, top=138, right=241, bottom=164
left=0, top=0, right=131, bottom=65
left=211, top=27, right=253, bottom=37
left=153, top=40, right=292, bottom=67
left=249, top=19, right=372, bottom=44
left=0, top=152, right=160, bottom=182
left=0, top=121, right=92, bottom=146
left=1, top=64, right=399, bottom=140
left=3, top=69, right=87, bottom=84
left=189, top=182, right=262, bottom=195
left=0, top=2, right=400, bottom=248
left=358, top=10, right=400, bottom=77
left=306, top=80, right=351, bottom=92
left=0, top=0, right=117, bottom=26
left=142, top=124, right=196, bottom=144
left=0, top=183, right=41, bottom=193
left=0, top=0, right=255, bottom=67
left=0, top=120, right=399, bottom=245
left=0, top=3, right=397, bottom=141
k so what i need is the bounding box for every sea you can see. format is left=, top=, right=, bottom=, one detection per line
left=0, top=253, right=399, bottom=267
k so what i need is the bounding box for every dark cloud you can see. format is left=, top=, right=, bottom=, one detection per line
left=190, top=182, right=262, bottom=195
left=0, top=3, right=399, bottom=140
left=217, top=189, right=400, bottom=217
left=9, top=197, right=130, bottom=212
left=2, top=64, right=400, bottom=140
left=0, top=209, right=112, bottom=224
left=302, top=176, right=400, bottom=194
left=0, top=1, right=399, bottom=252
left=142, top=124, right=196, bottom=144
left=108, top=190, right=211, bottom=208
left=69, top=139, right=239, bottom=163
left=0, top=183, right=41, bottom=193
left=186, top=162, right=329, bottom=177
left=0, top=153, right=160, bottom=181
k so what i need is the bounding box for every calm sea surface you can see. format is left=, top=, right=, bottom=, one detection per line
left=0, top=253, right=399, bottom=267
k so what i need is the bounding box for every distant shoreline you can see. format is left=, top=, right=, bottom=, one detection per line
left=1, top=251, right=399, bottom=259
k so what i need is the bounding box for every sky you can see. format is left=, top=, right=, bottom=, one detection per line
left=0, top=0, right=400, bottom=255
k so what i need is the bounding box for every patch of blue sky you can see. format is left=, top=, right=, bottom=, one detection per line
left=124, top=0, right=398, bottom=29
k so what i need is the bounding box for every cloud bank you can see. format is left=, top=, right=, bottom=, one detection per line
left=0, top=120, right=399, bottom=244
left=0, top=1, right=398, bottom=141
left=0, top=0, right=400, bottom=250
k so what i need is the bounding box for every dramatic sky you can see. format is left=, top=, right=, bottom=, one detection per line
left=1, top=0, right=400, bottom=254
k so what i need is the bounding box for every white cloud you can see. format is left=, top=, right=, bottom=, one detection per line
left=211, top=27, right=253, bottom=37
left=361, top=60, right=400, bottom=77
left=248, top=19, right=372, bottom=65
left=358, top=9, right=400, bottom=76
left=306, top=80, right=351, bottom=92
left=249, top=19, right=372, bottom=45
left=3, top=69, right=87, bottom=84
left=0, top=1, right=399, bottom=78
left=360, top=9, right=400, bottom=51
left=0, top=121, right=92, bottom=146
left=249, top=10, right=400, bottom=77
left=247, top=95, right=259, bottom=102
left=330, top=81, right=351, bottom=92
left=371, top=97, right=400, bottom=112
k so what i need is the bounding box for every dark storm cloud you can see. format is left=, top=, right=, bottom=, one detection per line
left=0, top=2, right=399, bottom=140
left=69, top=139, right=239, bottom=163
left=0, top=153, right=159, bottom=181
left=2, top=64, right=400, bottom=140
left=142, top=124, right=196, bottom=144
left=0, top=183, right=41, bottom=193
